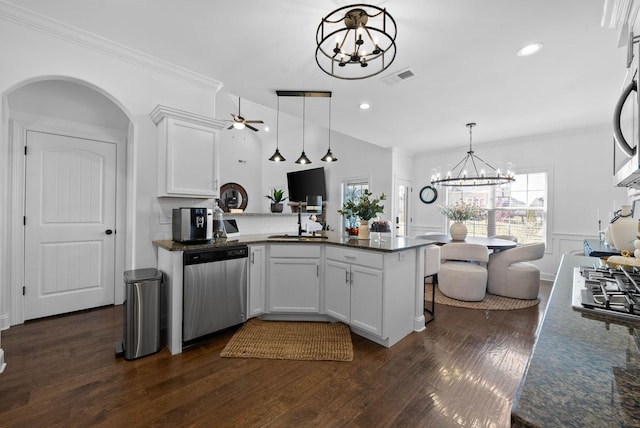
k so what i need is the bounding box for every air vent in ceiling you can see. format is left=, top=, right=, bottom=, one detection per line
left=381, top=68, right=416, bottom=85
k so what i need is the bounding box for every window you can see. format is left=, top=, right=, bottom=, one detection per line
left=445, top=172, right=547, bottom=244
left=341, top=179, right=369, bottom=229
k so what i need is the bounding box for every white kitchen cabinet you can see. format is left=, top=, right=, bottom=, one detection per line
left=350, top=264, right=384, bottom=336
left=325, top=245, right=416, bottom=347
left=247, top=245, right=266, bottom=318
left=268, top=244, right=321, bottom=313
left=324, top=259, right=350, bottom=322
left=325, top=247, right=383, bottom=336
left=150, top=105, right=226, bottom=198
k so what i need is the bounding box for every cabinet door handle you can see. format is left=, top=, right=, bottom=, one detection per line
left=349, top=271, right=353, bottom=284
left=345, top=270, right=349, bottom=284
left=316, top=264, right=319, bottom=277
left=251, top=252, right=255, bottom=264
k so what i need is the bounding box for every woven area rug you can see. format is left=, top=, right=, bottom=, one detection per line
left=220, top=319, right=353, bottom=361
left=425, top=284, right=539, bottom=310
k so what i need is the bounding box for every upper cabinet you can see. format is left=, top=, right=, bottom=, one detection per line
left=602, top=0, right=640, bottom=56
left=150, top=105, right=227, bottom=198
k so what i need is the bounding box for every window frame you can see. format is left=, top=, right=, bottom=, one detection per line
left=442, top=166, right=552, bottom=247
left=339, top=175, right=371, bottom=230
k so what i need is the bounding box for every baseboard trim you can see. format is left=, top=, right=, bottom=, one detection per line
left=0, top=313, right=10, bottom=331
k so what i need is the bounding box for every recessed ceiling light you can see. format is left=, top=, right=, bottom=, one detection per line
left=517, top=43, right=543, bottom=57
left=264, top=126, right=270, bottom=132
left=359, top=103, right=370, bottom=110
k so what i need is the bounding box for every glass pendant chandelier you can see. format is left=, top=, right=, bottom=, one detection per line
left=431, top=123, right=515, bottom=187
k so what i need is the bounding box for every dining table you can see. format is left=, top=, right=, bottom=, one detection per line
left=416, top=234, right=517, bottom=251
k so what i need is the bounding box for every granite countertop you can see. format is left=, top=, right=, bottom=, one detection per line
left=153, top=231, right=435, bottom=253
left=511, top=254, right=640, bottom=427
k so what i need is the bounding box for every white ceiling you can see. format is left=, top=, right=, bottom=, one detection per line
left=7, top=0, right=628, bottom=153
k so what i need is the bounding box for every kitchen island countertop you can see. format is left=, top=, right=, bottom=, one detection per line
left=511, top=254, right=640, bottom=427
left=153, top=231, right=435, bottom=253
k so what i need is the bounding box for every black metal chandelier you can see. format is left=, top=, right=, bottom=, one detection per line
left=431, top=123, right=515, bottom=187
left=315, top=4, right=397, bottom=80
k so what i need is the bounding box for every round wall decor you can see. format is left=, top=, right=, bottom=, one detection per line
left=219, top=182, right=248, bottom=212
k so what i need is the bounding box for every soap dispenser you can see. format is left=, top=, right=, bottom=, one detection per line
left=213, top=200, right=226, bottom=239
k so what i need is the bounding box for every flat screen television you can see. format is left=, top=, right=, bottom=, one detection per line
left=286, top=167, right=327, bottom=203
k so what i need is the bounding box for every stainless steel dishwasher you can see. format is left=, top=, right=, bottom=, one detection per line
left=182, top=245, right=248, bottom=343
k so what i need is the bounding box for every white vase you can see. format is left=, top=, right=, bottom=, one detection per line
left=610, top=205, right=636, bottom=251
left=450, top=222, right=467, bottom=241
left=358, top=220, right=370, bottom=240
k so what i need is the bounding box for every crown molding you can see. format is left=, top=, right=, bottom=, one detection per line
left=150, top=104, right=227, bottom=130
left=0, top=0, right=223, bottom=92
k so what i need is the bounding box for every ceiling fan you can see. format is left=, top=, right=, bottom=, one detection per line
left=227, top=97, right=264, bottom=131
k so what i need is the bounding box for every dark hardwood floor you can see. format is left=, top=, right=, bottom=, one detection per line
left=0, top=281, right=552, bottom=428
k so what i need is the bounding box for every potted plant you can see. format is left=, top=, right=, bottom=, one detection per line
left=338, top=189, right=386, bottom=239
left=437, top=200, right=479, bottom=240
left=265, top=188, right=288, bottom=213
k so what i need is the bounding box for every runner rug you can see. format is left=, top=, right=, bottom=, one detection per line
left=220, top=318, right=353, bottom=361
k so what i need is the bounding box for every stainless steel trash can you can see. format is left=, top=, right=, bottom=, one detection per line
left=121, top=268, right=162, bottom=360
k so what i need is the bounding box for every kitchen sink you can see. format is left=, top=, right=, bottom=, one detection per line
left=268, top=234, right=328, bottom=240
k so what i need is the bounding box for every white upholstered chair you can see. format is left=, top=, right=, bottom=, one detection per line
left=438, top=243, right=489, bottom=302
left=487, top=242, right=545, bottom=299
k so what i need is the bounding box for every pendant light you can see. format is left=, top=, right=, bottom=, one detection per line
left=321, top=96, right=337, bottom=162
left=268, top=95, right=286, bottom=162
left=295, top=96, right=312, bottom=164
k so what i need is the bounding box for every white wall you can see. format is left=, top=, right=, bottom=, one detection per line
left=411, top=125, right=629, bottom=279
left=0, top=7, right=222, bottom=331
left=261, top=125, right=394, bottom=233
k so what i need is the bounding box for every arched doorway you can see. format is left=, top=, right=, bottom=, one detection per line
left=4, top=77, right=130, bottom=324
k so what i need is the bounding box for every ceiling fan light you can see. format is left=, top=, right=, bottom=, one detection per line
left=233, top=122, right=245, bottom=130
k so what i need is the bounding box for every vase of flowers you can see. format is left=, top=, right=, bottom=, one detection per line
left=265, top=188, right=288, bottom=213
left=437, top=200, right=479, bottom=241
left=338, top=189, right=386, bottom=240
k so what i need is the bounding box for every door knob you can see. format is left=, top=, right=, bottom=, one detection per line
left=105, top=229, right=114, bottom=235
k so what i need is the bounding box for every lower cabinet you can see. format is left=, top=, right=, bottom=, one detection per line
left=268, top=244, right=321, bottom=313
left=325, top=259, right=383, bottom=336
left=245, top=242, right=417, bottom=347
left=247, top=245, right=266, bottom=318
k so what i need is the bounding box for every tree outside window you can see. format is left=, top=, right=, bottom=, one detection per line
left=341, top=180, right=369, bottom=229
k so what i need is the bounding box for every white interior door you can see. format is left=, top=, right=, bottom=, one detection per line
left=24, top=131, right=117, bottom=320
left=395, top=178, right=411, bottom=237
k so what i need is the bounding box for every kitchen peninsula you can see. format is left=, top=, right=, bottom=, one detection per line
left=154, top=232, right=435, bottom=354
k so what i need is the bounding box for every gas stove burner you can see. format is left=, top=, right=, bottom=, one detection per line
left=573, top=265, right=640, bottom=323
